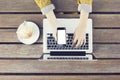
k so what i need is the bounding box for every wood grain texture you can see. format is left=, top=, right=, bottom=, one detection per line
left=0, top=14, right=120, bottom=28
left=0, top=44, right=120, bottom=58
left=0, top=29, right=43, bottom=43
left=0, top=0, right=119, bottom=79
left=93, top=44, right=120, bottom=58
left=90, top=14, right=120, bottom=28
left=0, top=14, right=44, bottom=28
left=0, top=75, right=120, bottom=80
left=1, top=29, right=120, bottom=43
left=0, top=0, right=119, bottom=12
left=0, top=60, right=119, bottom=73
left=0, top=44, right=42, bottom=58
left=93, top=29, right=120, bottom=43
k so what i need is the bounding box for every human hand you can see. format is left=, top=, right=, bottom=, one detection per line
left=51, top=26, right=57, bottom=40
left=72, top=23, right=87, bottom=48
left=46, top=11, right=61, bottom=40
left=72, top=10, right=89, bottom=48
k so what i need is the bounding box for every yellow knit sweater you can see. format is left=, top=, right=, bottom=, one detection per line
left=34, top=0, right=92, bottom=9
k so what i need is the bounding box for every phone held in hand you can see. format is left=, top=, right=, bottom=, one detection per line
left=57, top=27, right=66, bottom=46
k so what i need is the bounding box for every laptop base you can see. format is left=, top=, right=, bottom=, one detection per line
left=43, top=54, right=93, bottom=60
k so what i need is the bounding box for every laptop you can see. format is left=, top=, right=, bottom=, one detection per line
left=43, top=18, right=93, bottom=60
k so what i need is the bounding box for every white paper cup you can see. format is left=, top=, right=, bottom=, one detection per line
left=16, top=21, right=40, bottom=45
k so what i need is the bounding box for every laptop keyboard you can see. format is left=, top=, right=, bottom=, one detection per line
left=47, top=33, right=89, bottom=50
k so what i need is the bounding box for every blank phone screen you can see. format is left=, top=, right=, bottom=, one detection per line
left=57, top=30, right=66, bottom=44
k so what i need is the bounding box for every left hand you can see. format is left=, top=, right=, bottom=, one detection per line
left=72, top=23, right=87, bottom=48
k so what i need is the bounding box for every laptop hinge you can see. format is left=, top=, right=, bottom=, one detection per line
left=50, top=51, right=86, bottom=56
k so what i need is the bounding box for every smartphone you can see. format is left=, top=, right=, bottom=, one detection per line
left=57, top=27, right=66, bottom=45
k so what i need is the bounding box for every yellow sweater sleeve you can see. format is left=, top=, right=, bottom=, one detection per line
left=34, top=0, right=52, bottom=9
left=77, top=0, right=93, bottom=13
left=77, top=0, right=92, bottom=5
left=34, top=0, right=55, bottom=15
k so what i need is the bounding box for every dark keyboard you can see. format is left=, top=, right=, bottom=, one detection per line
left=47, top=33, right=89, bottom=50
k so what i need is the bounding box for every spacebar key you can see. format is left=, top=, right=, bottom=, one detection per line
left=50, top=51, right=86, bottom=56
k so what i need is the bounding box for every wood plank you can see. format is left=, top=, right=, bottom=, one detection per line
left=93, top=0, right=120, bottom=12
left=93, top=44, right=120, bottom=58
left=0, top=44, right=120, bottom=58
left=1, top=29, right=120, bottom=43
left=0, top=75, right=120, bottom=80
left=91, top=14, right=120, bottom=28
left=0, top=0, right=119, bottom=12
left=0, top=0, right=39, bottom=12
left=0, top=44, right=42, bottom=58
left=0, top=29, right=43, bottom=43
left=0, top=60, right=119, bottom=73
left=0, top=29, right=19, bottom=42
left=0, top=14, right=44, bottom=28
left=93, top=29, right=120, bottom=43
left=0, top=14, right=120, bottom=28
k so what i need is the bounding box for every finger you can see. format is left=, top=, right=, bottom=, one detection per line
left=79, top=39, right=84, bottom=47
left=72, top=37, right=78, bottom=47
left=83, top=39, right=86, bottom=46
left=76, top=38, right=83, bottom=47
left=78, top=39, right=84, bottom=47
left=76, top=40, right=81, bottom=48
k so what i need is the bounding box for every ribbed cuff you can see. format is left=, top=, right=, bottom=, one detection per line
left=41, top=4, right=55, bottom=15
left=78, top=4, right=92, bottom=13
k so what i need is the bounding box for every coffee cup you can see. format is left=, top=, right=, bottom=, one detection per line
left=16, top=21, right=40, bottom=45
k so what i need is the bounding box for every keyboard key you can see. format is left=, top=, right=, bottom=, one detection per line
left=47, top=33, right=89, bottom=50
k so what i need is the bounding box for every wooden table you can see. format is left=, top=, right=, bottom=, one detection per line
left=0, top=0, right=120, bottom=80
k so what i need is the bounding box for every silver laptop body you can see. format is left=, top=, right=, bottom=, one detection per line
left=43, top=18, right=93, bottom=60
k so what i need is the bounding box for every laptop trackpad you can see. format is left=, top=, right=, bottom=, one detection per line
left=50, top=51, right=86, bottom=56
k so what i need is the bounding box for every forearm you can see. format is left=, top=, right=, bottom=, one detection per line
left=46, top=11, right=60, bottom=28
left=80, top=10, right=89, bottom=22
left=77, top=0, right=92, bottom=26
left=78, top=10, right=89, bottom=28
